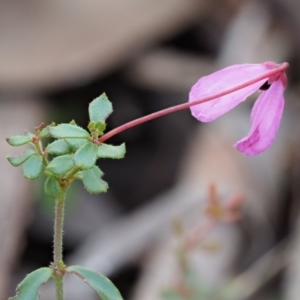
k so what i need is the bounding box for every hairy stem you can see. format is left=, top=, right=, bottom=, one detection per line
left=54, top=276, right=64, bottom=300
left=99, top=62, right=289, bottom=143
left=53, top=188, right=67, bottom=300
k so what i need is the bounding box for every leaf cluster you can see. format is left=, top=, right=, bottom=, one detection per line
left=9, top=266, right=123, bottom=300
left=6, top=94, right=126, bottom=198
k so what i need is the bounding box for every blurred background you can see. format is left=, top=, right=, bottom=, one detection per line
left=1, top=0, right=300, bottom=299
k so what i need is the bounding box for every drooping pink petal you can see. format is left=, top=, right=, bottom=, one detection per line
left=189, top=64, right=270, bottom=122
left=235, top=79, right=285, bottom=155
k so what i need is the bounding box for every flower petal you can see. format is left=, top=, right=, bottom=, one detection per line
left=235, top=79, right=285, bottom=155
left=189, top=64, right=270, bottom=122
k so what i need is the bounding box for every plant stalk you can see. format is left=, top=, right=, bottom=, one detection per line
left=53, top=188, right=67, bottom=300
left=54, top=276, right=64, bottom=300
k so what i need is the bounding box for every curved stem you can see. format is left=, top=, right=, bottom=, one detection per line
left=53, top=188, right=67, bottom=300
left=99, top=62, right=289, bottom=143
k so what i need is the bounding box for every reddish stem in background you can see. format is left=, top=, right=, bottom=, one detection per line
left=184, top=218, right=217, bottom=251
left=99, top=62, right=289, bottom=143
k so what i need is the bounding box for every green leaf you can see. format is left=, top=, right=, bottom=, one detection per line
left=6, top=133, right=34, bottom=146
left=38, top=127, right=50, bottom=138
left=48, top=124, right=90, bottom=139
left=47, top=155, right=74, bottom=176
left=7, top=149, right=36, bottom=166
left=46, top=140, right=72, bottom=155
left=98, top=143, right=126, bottom=159
left=44, top=177, right=61, bottom=199
left=74, top=142, right=98, bottom=169
left=89, top=94, right=113, bottom=123
left=66, top=265, right=123, bottom=300
left=23, top=155, right=43, bottom=180
left=9, top=267, right=52, bottom=300
left=82, top=166, right=108, bottom=194
left=74, top=171, right=83, bottom=180
left=65, top=138, right=88, bottom=151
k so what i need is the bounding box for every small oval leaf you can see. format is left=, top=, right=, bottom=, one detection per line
left=65, top=138, right=88, bottom=151
left=89, top=94, right=113, bottom=123
left=7, top=133, right=34, bottom=146
left=46, top=140, right=72, bottom=155
left=47, top=155, right=74, bottom=176
left=98, top=143, right=126, bottom=159
left=49, top=124, right=90, bottom=139
left=7, top=149, right=36, bottom=166
left=23, top=155, right=43, bottom=180
left=9, top=267, right=52, bottom=300
left=38, top=127, right=50, bottom=138
left=44, top=177, right=62, bottom=199
left=82, top=166, right=108, bottom=194
left=74, top=142, right=98, bottom=169
left=66, top=265, right=123, bottom=300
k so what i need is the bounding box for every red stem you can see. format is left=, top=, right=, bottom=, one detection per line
left=99, top=62, right=289, bottom=143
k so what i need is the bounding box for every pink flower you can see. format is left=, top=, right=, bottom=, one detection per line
left=189, top=62, right=287, bottom=156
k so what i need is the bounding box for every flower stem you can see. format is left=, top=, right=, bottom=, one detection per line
left=99, top=62, right=289, bottom=143
left=53, top=188, right=67, bottom=300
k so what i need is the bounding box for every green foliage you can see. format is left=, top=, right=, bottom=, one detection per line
left=74, top=171, right=83, bottom=180
left=88, top=121, right=106, bottom=137
left=66, top=265, right=123, bottom=300
left=46, top=140, right=72, bottom=155
left=38, top=127, right=50, bottom=138
left=7, top=94, right=126, bottom=195
left=81, top=166, right=108, bottom=194
left=65, top=138, right=88, bottom=151
left=9, top=267, right=52, bottom=300
left=6, top=94, right=126, bottom=299
left=7, top=133, right=34, bottom=146
left=74, top=142, right=98, bottom=169
left=98, top=143, right=126, bottom=159
left=47, top=155, right=75, bottom=176
left=89, top=93, right=113, bottom=123
left=44, top=177, right=62, bottom=199
left=7, top=149, right=36, bottom=166
left=23, top=155, right=43, bottom=180
left=49, top=124, right=90, bottom=139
